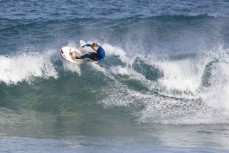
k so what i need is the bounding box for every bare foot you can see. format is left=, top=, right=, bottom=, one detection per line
left=70, top=52, right=77, bottom=60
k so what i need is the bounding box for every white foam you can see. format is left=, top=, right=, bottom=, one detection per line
left=109, top=65, right=156, bottom=89
left=157, top=59, right=204, bottom=93
left=88, top=62, right=107, bottom=74
left=63, top=62, right=81, bottom=75
left=110, top=66, right=132, bottom=76
left=201, top=61, right=229, bottom=110
left=102, top=43, right=126, bottom=57
left=103, top=43, right=137, bottom=65
left=61, top=42, right=229, bottom=125
left=0, top=52, right=57, bottom=85
left=101, top=46, right=229, bottom=125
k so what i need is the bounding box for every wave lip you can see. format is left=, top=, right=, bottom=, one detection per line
left=0, top=52, right=57, bottom=85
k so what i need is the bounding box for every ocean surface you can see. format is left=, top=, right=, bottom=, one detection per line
left=1, top=0, right=229, bottom=152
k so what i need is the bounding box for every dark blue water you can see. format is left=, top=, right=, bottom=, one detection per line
left=1, top=0, right=229, bottom=152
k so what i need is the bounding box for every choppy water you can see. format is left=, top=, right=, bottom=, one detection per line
left=1, top=0, right=229, bottom=152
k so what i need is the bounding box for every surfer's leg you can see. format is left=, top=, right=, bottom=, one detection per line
left=76, top=53, right=98, bottom=61
left=87, top=53, right=99, bottom=61
left=75, top=54, right=88, bottom=59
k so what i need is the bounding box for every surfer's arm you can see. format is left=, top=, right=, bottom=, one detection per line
left=82, top=44, right=91, bottom=48
left=79, top=44, right=91, bottom=52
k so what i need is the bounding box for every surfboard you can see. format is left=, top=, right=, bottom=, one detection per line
left=60, top=46, right=81, bottom=63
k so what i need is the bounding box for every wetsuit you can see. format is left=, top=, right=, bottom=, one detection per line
left=76, top=44, right=105, bottom=62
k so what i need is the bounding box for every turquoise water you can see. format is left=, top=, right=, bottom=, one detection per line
left=1, top=0, right=229, bottom=152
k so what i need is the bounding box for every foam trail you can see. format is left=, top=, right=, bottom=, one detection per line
left=102, top=43, right=136, bottom=65
left=102, top=43, right=126, bottom=57
left=109, top=65, right=148, bottom=82
left=63, top=62, right=81, bottom=75
left=110, top=66, right=131, bottom=76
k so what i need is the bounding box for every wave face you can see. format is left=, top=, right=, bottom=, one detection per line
left=0, top=0, right=229, bottom=126
left=1, top=42, right=229, bottom=125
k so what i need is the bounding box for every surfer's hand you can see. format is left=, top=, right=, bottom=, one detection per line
left=94, top=61, right=98, bottom=64
left=79, top=47, right=83, bottom=52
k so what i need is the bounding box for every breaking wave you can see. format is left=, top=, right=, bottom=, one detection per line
left=1, top=41, right=229, bottom=125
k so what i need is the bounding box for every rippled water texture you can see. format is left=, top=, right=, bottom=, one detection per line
left=1, top=0, right=229, bottom=152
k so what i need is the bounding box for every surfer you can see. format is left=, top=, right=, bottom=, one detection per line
left=70, top=43, right=105, bottom=63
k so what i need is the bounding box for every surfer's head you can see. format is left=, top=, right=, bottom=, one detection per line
left=91, top=43, right=99, bottom=51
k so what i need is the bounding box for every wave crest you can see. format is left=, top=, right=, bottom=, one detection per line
left=0, top=52, right=57, bottom=85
